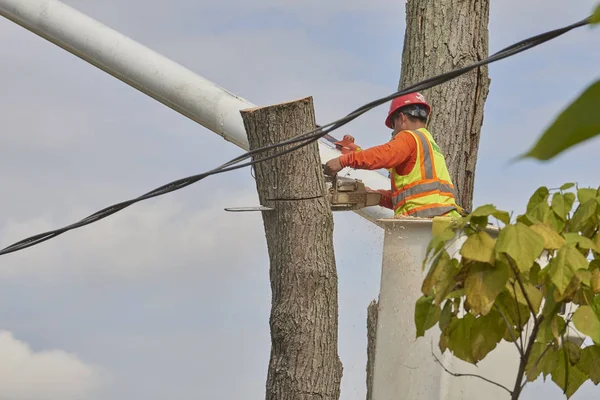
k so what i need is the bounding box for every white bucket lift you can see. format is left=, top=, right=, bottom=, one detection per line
left=372, top=218, right=526, bottom=400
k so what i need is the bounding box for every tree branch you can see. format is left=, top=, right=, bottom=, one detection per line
left=520, top=316, right=572, bottom=391
left=511, top=281, right=525, bottom=351
left=495, top=304, right=524, bottom=357
left=562, top=332, right=569, bottom=396
left=431, top=351, right=512, bottom=395
left=506, top=256, right=537, bottom=319
left=511, top=314, right=545, bottom=400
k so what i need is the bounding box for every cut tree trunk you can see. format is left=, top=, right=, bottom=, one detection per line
left=399, top=0, right=491, bottom=212
left=241, top=97, right=343, bottom=400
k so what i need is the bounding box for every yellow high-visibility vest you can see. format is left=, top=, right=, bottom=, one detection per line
left=390, top=128, right=462, bottom=218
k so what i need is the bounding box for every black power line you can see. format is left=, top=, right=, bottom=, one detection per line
left=0, top=15, right=592, bottom=257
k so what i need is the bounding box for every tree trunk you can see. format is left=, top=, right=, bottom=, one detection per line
left=365, top=299, right=379, bottom=400
left=399, top=0, right=491, bottom=211
left=241, top=97, right=343, bottom=400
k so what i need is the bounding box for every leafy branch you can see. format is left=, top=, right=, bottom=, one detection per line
left=416, top=182, right=600, bottom=399
left=431, top=348, right=512, bottom=395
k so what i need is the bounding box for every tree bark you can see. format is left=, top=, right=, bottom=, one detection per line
left=365, top=299, right=379, bottom=400
left=241, top=97, right=343, bottom=400
left=399, top=0, right=491, bottom=211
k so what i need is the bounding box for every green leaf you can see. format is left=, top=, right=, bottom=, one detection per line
left=530, top=223, right=566, bottom=249
left=422, top=251, right=451, bottom=296
left=573, top=285, right=595, bottom=306
left=565, top=232, right=598, bottom=251
left=496, top=223, right=545, bottom=272
left=565, top=192, right=577, bottom=212
left=467, top=205, right=510, bottom=226
left=564, top=341, right=582, bottom=365
left=465, top=262, right=509, bottom=315
left=520, top=79, right=600, bottom=161
left=527, top=186, right=550, bottom=212
left=592, top=3, right=600, bottom=24
left=446, top=288, right=466, bottom=300
left=552, top=193, right=568, bottom=221
left=516, top=214, right=534, bottom=226
left=526, top=343, right=555, bottom=382
left=496, top=290, right=530, bottom=330
left=530, top=198, right=552, bottom=224
left=423, top=255, right=460, bottom=306
left=550, top=351, right=588, bottom=399
left=577, top=345, right=600, bottom=384
left=470, top=204, right=497, bottom=217
left=493, top=210, right=511, bottom=225
left=537, top=315, right=566, bottom=345
left=470, top=310, right=505, bottom=363
left=432, top=217, right=453, bottom=236
left=439, top=300, right=452, bottom=331
left=593, top=233, right=600, bottom=258
left=460, top=231, right=496, bottom=264
left=530, top=263, right=542, bottom=285
left=424, top=228, right=455, bottom=269
left=573, top=305, right=600, bottom=343
left=578, top=188, right=597, bottom=204
left=446, top=314, right=476, bottom=363
left=415, top=295, right=440, bottom=338
left=571, top=199, right=598, bottom=232
left=592, top=269, right=600, bottom=294
left=512, top=281, right=543, bottom=315
left=468, top=216, right=489, bottom=232
left=554, top=271, right=584, bottom=302
left=552, top=192, right=576, bottom=221
left=545, top=210, right=566, bottom=233
left=560, top=182, right=576, bottom=191
left=575, top=269, right=592, bottom=287
left=548, top=245, right=590, bottom=295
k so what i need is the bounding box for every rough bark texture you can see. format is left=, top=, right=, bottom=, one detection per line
left=399, top=0, right=491, bottom=211
left=365, top=300, right=379, bottom=400
left=241, top=97, right=343, bottom=400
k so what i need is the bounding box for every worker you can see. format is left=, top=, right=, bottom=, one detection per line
left=323, top=92, right=463, bottom=218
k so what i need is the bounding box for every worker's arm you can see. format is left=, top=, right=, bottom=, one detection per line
left=370, top=188, right=393, bottom=209
left=339, top=132, right=416, bottom=170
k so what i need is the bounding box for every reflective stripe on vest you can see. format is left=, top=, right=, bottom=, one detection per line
left=391, top=129, right=459, bottom=218
left=392, top=180, right=457, bottom=208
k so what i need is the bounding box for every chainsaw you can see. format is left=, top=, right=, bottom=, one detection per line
left=325, top=174, right=381, bottom=211
left=224, top=170, right=381, bottom=213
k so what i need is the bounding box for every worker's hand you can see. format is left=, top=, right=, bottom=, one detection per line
left=324, top=158, right=343, bottom=176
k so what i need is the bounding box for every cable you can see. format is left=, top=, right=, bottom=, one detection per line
left=0, top=15, right=592, bottom=256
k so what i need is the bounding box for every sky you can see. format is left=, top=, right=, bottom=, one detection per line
left=0, top=0, right=599, bottom=399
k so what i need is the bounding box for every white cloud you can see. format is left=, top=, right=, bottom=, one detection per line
left=0, top=331, right=103, bottom=400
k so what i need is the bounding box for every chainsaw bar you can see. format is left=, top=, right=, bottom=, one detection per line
left=224, top=175, right=379, bottom=213
left=224, top=206, right=274, bottom=212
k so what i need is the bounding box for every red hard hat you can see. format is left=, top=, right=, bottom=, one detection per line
left=384, top=92, right=431, bottom=129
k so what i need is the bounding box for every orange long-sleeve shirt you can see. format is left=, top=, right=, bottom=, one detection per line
left=338, top=131, right=417, bottom=210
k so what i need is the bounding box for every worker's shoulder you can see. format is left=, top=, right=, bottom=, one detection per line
left=391, top=130, right=418, bottom=146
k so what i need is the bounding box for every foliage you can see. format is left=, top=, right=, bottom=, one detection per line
left=520, top=80, right=600, bottom=161
left=519, top=4, right=600, bottom=161
left=593, top=3, right=600, bottom=24
left=416, top=183, right=600, bottom=399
